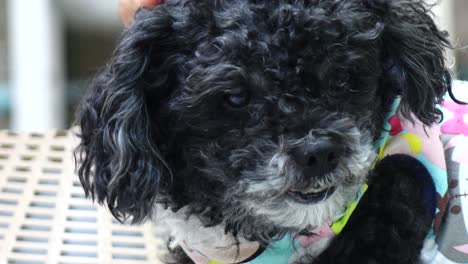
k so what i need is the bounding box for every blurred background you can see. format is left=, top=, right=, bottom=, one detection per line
left=0, top=0, right=466, bottom=132
left=0, top=0, right=123, bottom=131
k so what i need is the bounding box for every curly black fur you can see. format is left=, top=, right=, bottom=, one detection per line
left=75, top=0, right=450, bottom=262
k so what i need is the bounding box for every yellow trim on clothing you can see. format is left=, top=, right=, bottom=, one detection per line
left=331, top=184, right=368, bottom=234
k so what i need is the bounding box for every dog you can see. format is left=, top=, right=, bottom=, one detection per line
left=74, top=0, right=452, bottom=263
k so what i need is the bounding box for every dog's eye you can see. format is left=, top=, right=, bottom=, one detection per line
left=224, top=90, right=250, bottom=108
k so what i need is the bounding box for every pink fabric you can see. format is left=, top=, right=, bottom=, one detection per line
left=397, top=112, right=447, bottom=170
left=381, top=112, right=446, bottom=170
left=454, top=244, right=468, bottom=255
left=441, top=100, right=468, bottom=136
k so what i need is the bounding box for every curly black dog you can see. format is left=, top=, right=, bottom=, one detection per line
left=75, top=0, right=451, bottom=263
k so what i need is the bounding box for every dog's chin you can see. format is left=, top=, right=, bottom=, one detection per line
left=271, top=184, right=363, bottom=231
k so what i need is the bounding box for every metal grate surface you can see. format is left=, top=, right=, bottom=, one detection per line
left=0, top=130, right=166, bottom=264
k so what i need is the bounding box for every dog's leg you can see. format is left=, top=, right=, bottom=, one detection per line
left=299, top=154, right=436, bottom=264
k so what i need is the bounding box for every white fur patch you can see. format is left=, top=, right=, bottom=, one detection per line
left=157, top=207, right=260, bottom=263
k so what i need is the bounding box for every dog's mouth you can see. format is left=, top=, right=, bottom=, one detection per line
left=287, top=186, right=336, bottom=204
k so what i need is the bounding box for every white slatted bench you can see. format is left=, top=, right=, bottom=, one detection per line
left=0, top=130, right=167, bottom=264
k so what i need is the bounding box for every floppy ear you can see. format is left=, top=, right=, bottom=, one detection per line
left=366, top=0, right=451, bottom=125
left=75, top=7, right=182, bottom=223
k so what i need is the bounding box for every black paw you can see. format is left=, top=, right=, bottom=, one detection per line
left=311, top=154, right=436, bottom=264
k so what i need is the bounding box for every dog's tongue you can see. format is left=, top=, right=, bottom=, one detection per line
left=155, top=0, right=165, bottom=6
left=296, top=224, right=335, bottom=248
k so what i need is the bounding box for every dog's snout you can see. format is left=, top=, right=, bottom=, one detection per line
left=295, top=140, right=340, bottom=175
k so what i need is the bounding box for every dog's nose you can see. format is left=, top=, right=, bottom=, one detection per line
left=295, top=140, right=340, bottom=175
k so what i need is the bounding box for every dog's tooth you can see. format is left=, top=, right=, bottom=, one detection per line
left=303, top=186, right=327, bottom=194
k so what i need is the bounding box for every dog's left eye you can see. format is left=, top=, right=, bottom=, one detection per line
left=224, top=90, right=250, bottom=108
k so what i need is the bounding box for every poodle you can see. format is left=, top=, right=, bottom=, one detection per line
left=75, top=0, right=452, bottom=263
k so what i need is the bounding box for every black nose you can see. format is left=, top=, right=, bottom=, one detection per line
left=295, top=140, right=340, bottom=175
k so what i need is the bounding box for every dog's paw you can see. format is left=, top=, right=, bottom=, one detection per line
left=371, top=154, right=437, bottom=217
left=310, top=154, right=436, bottom=264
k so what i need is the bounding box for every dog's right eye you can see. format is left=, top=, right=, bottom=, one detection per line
left=224, top=90, right=250, bottom=108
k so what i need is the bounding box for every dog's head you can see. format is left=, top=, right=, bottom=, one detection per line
left=75, top=0, right=450, bottom=241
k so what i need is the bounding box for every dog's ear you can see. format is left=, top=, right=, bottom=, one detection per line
left=75, top=7, right=182, bottom=223
left=366, top=0, right=451, bottom=125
